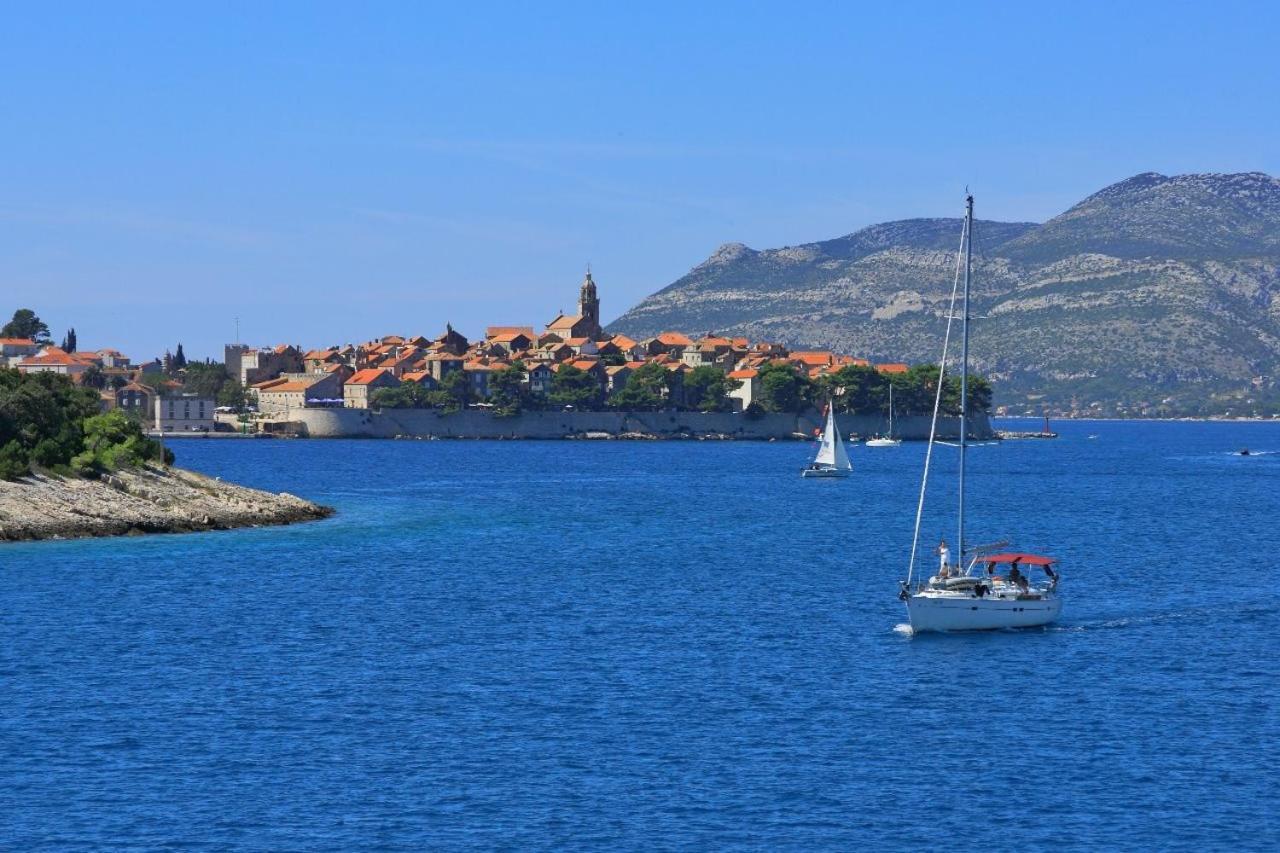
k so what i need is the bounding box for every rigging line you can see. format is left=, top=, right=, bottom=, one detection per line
left=906, top=210, right=968, bottom=588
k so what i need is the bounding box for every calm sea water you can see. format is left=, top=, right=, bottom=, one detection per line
left=3, top=420, right=1279, bottom=850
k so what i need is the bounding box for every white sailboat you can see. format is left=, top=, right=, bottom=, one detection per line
left=898, top=194, right=1062, bottom=632
left=866, top=384, right=902, bottom=447
left=801, top=404, right=852, bottom=478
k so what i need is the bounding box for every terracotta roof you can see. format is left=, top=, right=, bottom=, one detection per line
left=547, top=314, right=584, bottom=331
left=487, top=326, right=535, bottom=339
left=401, top=371, right=433, bottom=383
left=304, top=349, right=338, bottom=361
left=656, top=332, right=692, bottom=346
left=19, top=347, right=86, bottom=367
left=259, top=380, right=316, bottom=393
left=491, top=331, right=531, bottom=343
left=564, top=337, right=591, bottom=346
left=346, top=368, right=394, bottom=386
left=0, top=337, right=36, bottom=346
left=728, top=369, right=758, bottom=379
left=564, top=359, right=601, bottom=372
left=876, top=363, right=910, bottom=374
left=791, top=351, right=834, bottom=366
left=251, top=377, right=289, bottom=390
left=611, top=334, right=637, bottom=349
left=605, top=365, right=631, bottom=375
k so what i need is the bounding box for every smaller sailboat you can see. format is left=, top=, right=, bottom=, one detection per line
left=801, top=404, right=852, bottom=477
left=866, top=384, right=902, bottom=447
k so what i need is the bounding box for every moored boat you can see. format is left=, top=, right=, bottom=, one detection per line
left=866, top=384, right=902, bottom=447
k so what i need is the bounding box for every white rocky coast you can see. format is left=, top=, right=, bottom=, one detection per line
left=0, top=465, right=332, bottom=542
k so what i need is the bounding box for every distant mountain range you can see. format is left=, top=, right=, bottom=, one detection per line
left=608, top=172, right=1280, bottom=415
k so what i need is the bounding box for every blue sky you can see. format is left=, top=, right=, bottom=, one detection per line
left=3, top=1, right=1277, bottom=360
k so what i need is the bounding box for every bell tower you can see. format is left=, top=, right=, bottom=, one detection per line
left=578, top=266, right=601, bottom=337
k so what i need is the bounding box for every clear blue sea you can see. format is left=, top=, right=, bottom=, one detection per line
left=3, top=420, right=1279, bottom=850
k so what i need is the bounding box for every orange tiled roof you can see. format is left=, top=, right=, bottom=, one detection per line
left=0, top=337, right=36, bottom=346
left=728, top=369, right=758, bottom=379
left=487, top=326, right=535, bottom=339
left=259, top=380, right=317, bottom=393
left=791, top=351, right=834, bottom=366
left=656, top=332, right=692, bottom=346
left=547, top=314, right=583, bottom=331
left=346, top=368, right=394, bottom=385
left=19, top=347, right=86, bottom=366
left=876, top=363, right=910, bottom=374
left=611, top=334, right=637, bottom=349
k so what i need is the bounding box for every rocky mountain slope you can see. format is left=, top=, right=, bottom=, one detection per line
left=609, top=172, right=1280, bottom=414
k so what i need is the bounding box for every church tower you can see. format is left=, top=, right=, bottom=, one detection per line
left=578, top=268, right=601, bottom=337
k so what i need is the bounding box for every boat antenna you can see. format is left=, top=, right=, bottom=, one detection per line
left=905, top=206, right=968, bottom=588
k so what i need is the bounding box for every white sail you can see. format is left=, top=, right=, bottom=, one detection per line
left=813, top=406, right=850, bottom=469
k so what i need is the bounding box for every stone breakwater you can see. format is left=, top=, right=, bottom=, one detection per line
left=0, top=465, right=333, bottom=542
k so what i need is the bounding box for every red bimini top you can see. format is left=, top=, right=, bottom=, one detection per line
left=982, top=553, right=1057, bottom=566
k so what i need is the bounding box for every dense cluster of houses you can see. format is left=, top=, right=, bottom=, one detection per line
left=3, top=272, right=911, bottom=429
left=2, top=337, right=215, bottom=431
left=240, top=272, right=909, bottom=414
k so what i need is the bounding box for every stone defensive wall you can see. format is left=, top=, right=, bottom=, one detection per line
left=287, top=407, right=992, bottom=440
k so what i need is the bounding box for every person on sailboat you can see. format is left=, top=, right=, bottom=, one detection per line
left=936, top=539, right=950, bottom=578
left=1009, top=565, right=1030, bottom=593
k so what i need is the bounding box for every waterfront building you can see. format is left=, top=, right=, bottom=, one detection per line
left=155, top=393, right=215, bottom=432
left=727, top=368, right=761, bottom=412
left=255, top=372, right=345, bottom=414
left=344, top=368, right=399, bottom=408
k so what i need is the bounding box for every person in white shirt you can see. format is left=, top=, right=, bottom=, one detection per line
left=936, top=539, right=950, bottom=578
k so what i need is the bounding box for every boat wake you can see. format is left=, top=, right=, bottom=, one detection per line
left=892, top=623, right=915, bottom=637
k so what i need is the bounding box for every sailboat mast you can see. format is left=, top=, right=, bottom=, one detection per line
left=958, top=194, right=973, bottom=569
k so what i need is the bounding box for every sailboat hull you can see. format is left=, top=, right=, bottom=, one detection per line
left=866, top=438, right=901, bottom=447
left=801, top=466, right=850, bottom=478
left=906, top=593, right=1061, bottom=632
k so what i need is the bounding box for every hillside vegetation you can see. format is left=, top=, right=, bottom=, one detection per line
left=0, top=369, right=172, bottom=480
left=610, top=172, right=1280, bottom=416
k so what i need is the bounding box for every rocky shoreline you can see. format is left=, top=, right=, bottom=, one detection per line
left=0, top=465, right=333, bottom=543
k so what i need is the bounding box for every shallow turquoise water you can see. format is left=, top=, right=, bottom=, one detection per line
left=3, top=420, right=1279, bottom=849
